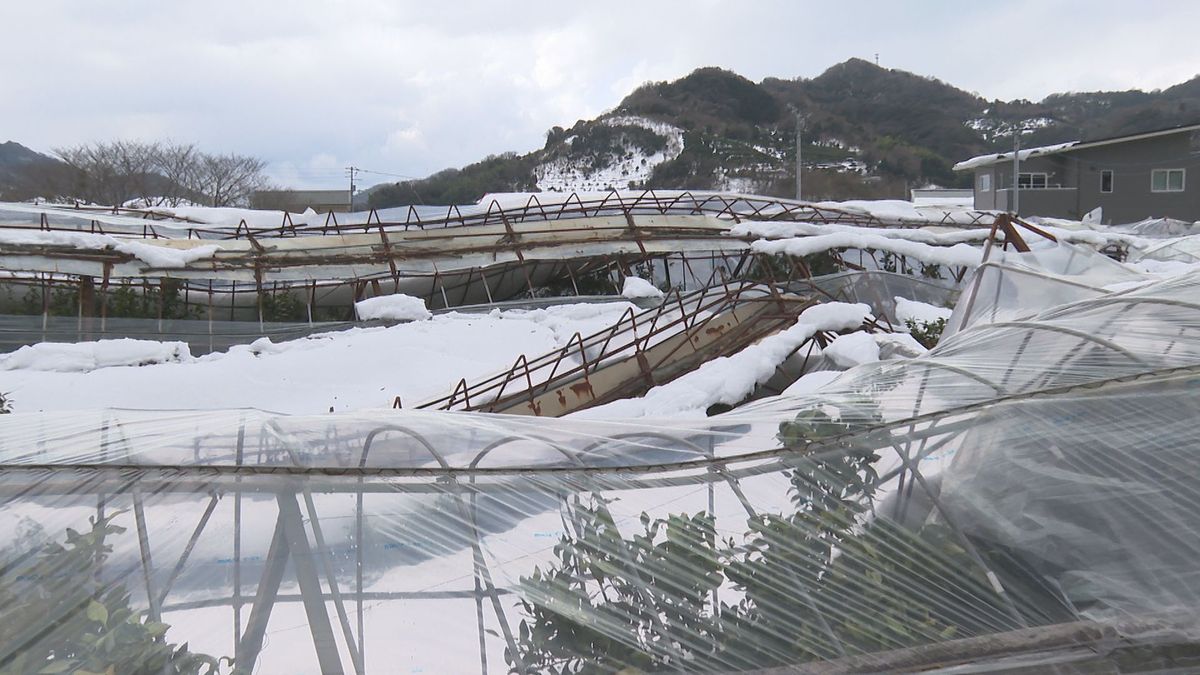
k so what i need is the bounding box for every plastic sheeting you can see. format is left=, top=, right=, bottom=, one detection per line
left=3, top=263, right=1200, bottom=672
left=801, top=270, right=959, bottom=327
left=944, top=240, right=1147, bottom=335
left=1133, top=233, right=1200, bottom=265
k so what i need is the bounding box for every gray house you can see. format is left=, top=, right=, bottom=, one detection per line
left=954, top=122, right=1200, bottom=223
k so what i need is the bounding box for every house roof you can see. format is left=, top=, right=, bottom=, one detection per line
left=953, top=121, right=1200, bottom=172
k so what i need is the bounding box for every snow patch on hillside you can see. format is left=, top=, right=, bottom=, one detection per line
left=535, top=115, right=685, bottom=192
left=720, top=176, right=769, bottom=195
left=965, top=116, right=1059, bottom=142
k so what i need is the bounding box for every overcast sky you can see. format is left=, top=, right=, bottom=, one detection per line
left=3, top=1, right=1198, bottom=189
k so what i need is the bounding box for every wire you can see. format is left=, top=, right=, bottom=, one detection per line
left=357, top=168, right=424, bottom=181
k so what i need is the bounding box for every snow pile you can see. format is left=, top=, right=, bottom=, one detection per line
left=355, top=294, right=432, bottom=322
left=780, top=369, right=843, bottom=396
left=894, top=297, right=953, bottom=326
left=1027, top=218, right=1152, bottom=249
left=0, top=339, right=193, bottom=372
left=113, top=240, right=221, bottom=268
left=573, top=302, right=872, bottom=419
left=0, top=229, right=221, bottom=268
left=730, top=220, right=991, bottom=245
left=812, top=199, right=975, bottom=223
left=621, top=276, right=665, bottom=300
left=822, top=332, right=880, bottom=368
left=535, top=115, right=685, bottom=192
left=874, top=332, right=928, bottom=358
left=149, top=205, right=317, bottom=229
left=751, top=232, right=988, bottom=269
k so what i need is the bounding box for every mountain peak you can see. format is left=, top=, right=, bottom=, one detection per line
left=0, top=141, right=54, bottom=165
left=616, top=66, right=781, bottom=130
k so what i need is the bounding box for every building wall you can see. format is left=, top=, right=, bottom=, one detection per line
left=970, top=130, right=1200, bottom=223
left=251, top=190, right=352, bottom=213
left=980, top=155, right=1075, bottom=215
left=973, top=167, right=996, bottom=210
left=1066, top=132, right=1200, bottom=224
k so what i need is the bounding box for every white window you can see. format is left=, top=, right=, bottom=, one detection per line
left=1018, top=172, right=1048, bottom=189
left=978, top=173, right=991, bottom=191
left=1151, top=169, right=1185, bottom=192
left=1101, top=170, right=1114, bottom=193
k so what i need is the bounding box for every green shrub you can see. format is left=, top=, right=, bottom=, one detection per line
left=906, top=317, right=947, bottom=349
left=0, top=511, right=230, bottom=674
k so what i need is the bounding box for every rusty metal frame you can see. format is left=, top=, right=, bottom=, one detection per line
left=415, top=282, right=815, bottom=415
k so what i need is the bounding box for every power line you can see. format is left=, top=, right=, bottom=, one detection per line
left=356, top=168, right=424, bottom=181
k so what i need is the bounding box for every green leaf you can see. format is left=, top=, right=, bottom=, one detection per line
left=85, top=599, right=109, bottom=626
left=38, top=661, right=74, bottom=674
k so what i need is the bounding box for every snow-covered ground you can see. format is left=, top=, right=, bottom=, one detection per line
left=1, top=302, right=637, bottom=414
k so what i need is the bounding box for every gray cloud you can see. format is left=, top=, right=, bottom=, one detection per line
left=3, top=0, right=1197, bottom=189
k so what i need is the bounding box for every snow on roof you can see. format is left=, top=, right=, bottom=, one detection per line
left=953, top=141, right=1077, bottom=171
left=956, top=121, right=1200, bottom=172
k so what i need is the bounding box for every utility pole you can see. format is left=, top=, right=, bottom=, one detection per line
left=795, top=111, right=804, bottom=202
left=345, top=166, right=359, bottom=210
left=1011, top=133, right=1020, bottom=215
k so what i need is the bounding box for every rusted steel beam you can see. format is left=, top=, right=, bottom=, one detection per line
left=416, top=284, right=815, bottom=417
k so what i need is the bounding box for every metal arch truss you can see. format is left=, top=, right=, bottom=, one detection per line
left=411, top=281, right=824, bottom=416
left=4, top=190, right=1004, bottom=239
left=0, top=191, right=1009, bottom=327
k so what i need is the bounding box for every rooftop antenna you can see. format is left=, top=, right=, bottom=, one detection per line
left=874, top=53, right=879, bottom=66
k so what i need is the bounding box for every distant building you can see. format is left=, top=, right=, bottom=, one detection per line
left=251, top=189, right=351, bottom=213
left=910, top=187, right=973, bottom=208
left=954, top=122, right=1200, bottom=224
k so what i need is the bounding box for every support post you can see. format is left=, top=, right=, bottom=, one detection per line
left=279, top=492, right=346, bottom=675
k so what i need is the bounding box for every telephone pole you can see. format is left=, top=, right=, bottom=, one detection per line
left=795, top=111, right=804, bottom=202
left=1011, top=133, right=1020, bottom=215
left=345, top=166, right=359, bottom=210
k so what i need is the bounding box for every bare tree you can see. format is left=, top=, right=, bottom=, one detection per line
left=51, top=141, right=269, bottom=208
left=54, top=140, right=163, bottom=206
left=194, top=152, right=269, bottom=207
left=154, top=142, right=200, bottom=206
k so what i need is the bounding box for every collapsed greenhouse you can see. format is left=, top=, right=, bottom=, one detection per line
left=1, top=191, right=1198, bottom=673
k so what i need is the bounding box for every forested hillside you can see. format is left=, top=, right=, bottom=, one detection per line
left=368, top=58, right=1200, bottom=208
